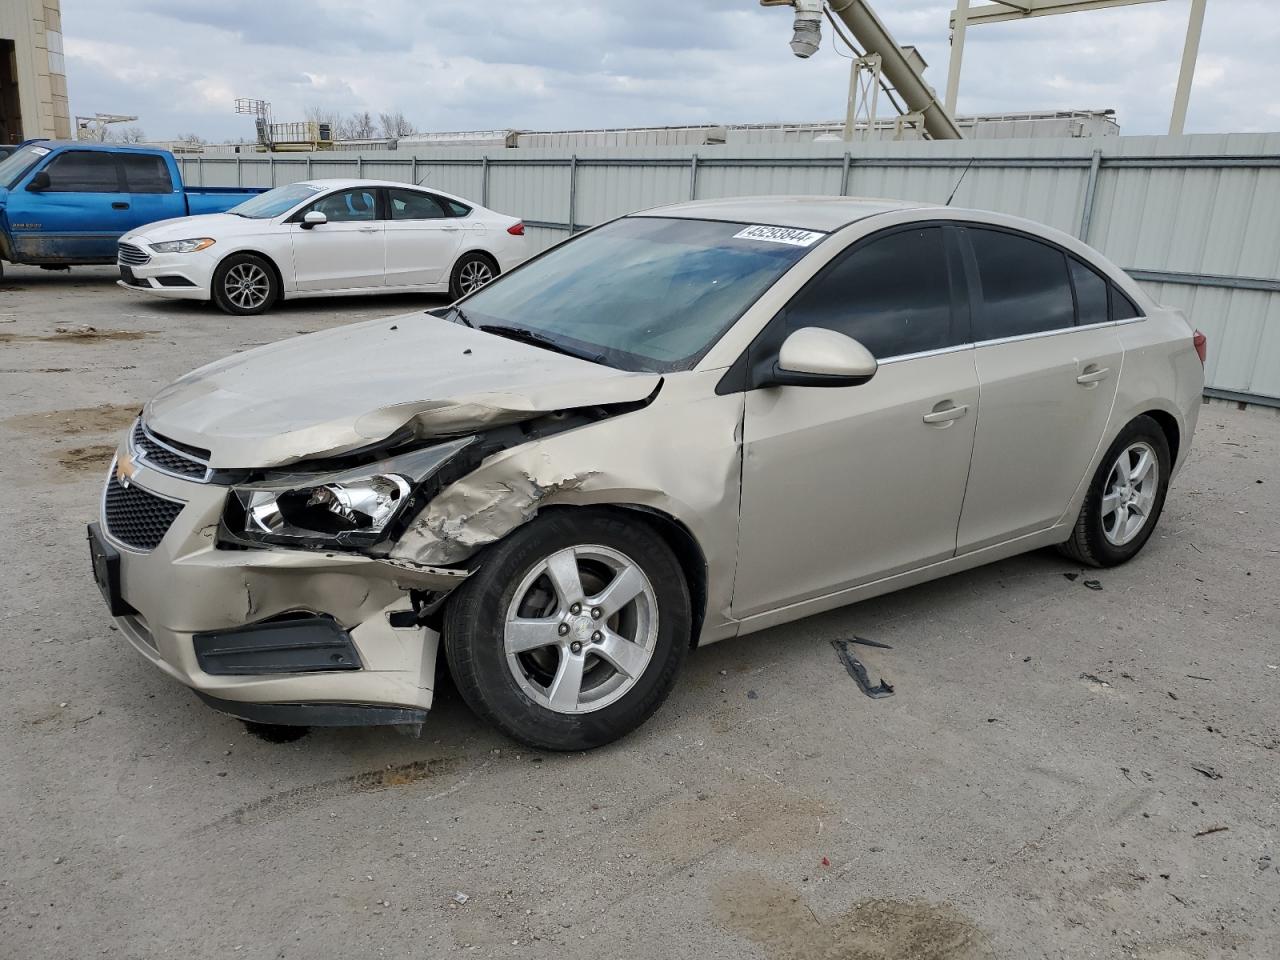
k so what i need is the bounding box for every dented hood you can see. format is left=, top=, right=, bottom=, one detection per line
left=144, top=313, right=660, bottom=468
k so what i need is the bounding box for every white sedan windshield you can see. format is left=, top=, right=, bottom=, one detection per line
left=457, top=217, right=821, bottom=373
left=228, top=183, right=324, bottom=219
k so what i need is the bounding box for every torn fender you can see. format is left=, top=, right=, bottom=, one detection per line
left=143, top=314, right=661, bottom=468
left=390, top=370, right=746, bottom=642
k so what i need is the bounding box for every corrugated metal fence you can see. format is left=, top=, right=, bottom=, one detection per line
left=181, top=133, right=1280, bottom=406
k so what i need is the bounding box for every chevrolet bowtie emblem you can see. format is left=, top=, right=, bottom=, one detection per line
left=116, top=450, right=137, bottom=487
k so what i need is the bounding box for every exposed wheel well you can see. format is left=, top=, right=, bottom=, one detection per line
left=1141, top=409, right=1180, bottom=465
left=458, top=249, right=499, bottom=271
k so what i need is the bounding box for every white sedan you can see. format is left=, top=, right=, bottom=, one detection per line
left=115, top=179, right=528, bottom=314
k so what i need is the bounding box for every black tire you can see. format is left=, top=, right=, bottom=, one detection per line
left=443, top=509, right=691, bottom=751
left=449, top=251, right=498, bottom=300
left=1059, top=415, right=1172, bottom=568
left=211, top=252, right=279, bottom=316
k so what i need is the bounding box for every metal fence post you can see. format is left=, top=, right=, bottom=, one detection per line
left=481, top=155, right=490, bottom=206
left=1078, top=148, right=1103, bottom=241
left=197, top=156, right=204, bottom=186
left=235, top=155, right=242, bottom=187
left=568, top=155, right=578, bottom=234
left=357, top=155, right=364, bottom=178
left=410, top=155, right=417, bottom=184
left=689, top=154, right=699, bottom=200
left=268, top=153, right=275, bottom=187
left=306, top=154, right=313, bottom=180
left=840, top=151, right=852, bottom=196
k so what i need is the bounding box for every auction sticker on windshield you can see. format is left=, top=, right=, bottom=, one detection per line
left=733, top=225, right=825, bottom=247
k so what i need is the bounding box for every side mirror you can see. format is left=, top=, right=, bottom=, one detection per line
left=26, top=171, right=50, bottom=192
left=300, top=210, right=327, bottom=229
left=763, top=327, right=878, bottom=388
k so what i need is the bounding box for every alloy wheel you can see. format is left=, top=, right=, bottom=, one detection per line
left=224, top=262, right=271, bottom=310
left=458, top=259, right=495, bottom=294
left=503, top=544, right=658, bottom=714
left=1101, top=441, right=1159, bottom=546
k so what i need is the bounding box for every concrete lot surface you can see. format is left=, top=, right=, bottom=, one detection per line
left=1, top=264, right=1277, bottom=959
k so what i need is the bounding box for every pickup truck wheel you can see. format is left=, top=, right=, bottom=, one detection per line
left=212, top=253, right=278, bottom=315
left=449, top=252, right=498, bottom=300
left=443, top=509, right=691, bottom=751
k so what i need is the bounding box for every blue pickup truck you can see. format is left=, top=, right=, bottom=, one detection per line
left=0, top=141, right=264, bottom=276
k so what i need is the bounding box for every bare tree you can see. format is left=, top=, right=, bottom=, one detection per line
left=378, top=111, right=415, bottom=139
left=175, top=132, right=208, bottom=145
left=346, top=110, right=377, bottom=140
left=118, top=126, right=147, bottom=143
left=305, top=105, right=343, bottom=137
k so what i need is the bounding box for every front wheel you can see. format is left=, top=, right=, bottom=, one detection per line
left=212, top=253, right=279, bottom=316
left=1059, top=415, right=1172, bottom=567
left=443, top=510, right=691, bottom=751
left=449, top=252, right=498, bottom=300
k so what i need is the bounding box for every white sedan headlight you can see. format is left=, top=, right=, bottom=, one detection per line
left=226, top=436, right=476, bottom=550
left=150, top=238, right=216, bottom=254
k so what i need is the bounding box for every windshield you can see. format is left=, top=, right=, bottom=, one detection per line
left=457, top=217, right=820, bottom=373
left=227, top=182, right=323, bottom=219
left=0, top=145, right=51, bottom=189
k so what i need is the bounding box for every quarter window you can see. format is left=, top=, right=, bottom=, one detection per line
left=41, top=152, right=121, bottom=192
left=119, top=154, right=173, bottom=194
left=968, top=227, right=1075, bottom=339
left=783, top=227, right=958, bottom=359
left=387, top=188, right=449, bottom=220
left=1111, top=287, right=1142, bottom=321
left=1070, top=258, right=1109, bottom=327
left=309, top=188, right=377, bottom=222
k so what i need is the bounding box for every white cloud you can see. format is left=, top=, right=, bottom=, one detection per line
left=57, top=0, right=1280, bottom=141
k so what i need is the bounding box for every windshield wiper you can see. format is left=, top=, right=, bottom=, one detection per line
left=449, top=306, right=474, bottom=328
left=479, top=324, right=607, bottom=364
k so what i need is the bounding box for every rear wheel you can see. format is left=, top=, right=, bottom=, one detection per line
left=212, top=253, right=278, bottom=315
left=443, top=510, right=690, bottom=751
left=449, top=252, right=498, bottom=300
left=1059, top=415, right=1171, bottom=567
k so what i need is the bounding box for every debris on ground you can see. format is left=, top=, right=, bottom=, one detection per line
left=1083, top=579, right=1103, bottom=591
left=1080, top=672, right=1112, bottom=689
left=831, top=639, right=894, bottom=699
left=1063, top=572, right=1079, bottom=581
left=1193, top=825, right=1229, bottom=838
left=453, top=892, right=470, bottom=905
left=1190, top=763, right=1223, bottom=780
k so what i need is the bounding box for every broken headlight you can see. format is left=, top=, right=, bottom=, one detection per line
left=226, top=436, right=475, bottom=550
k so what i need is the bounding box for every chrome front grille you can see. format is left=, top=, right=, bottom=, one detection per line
left=117, top=242, right=151, bottom=266
left=130, top=419, right=212, bottom=482
left=103, top=474, right=184, bottom=551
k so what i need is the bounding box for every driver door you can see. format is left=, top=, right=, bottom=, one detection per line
left=288, top=186, right=385, bottom=291
left=732, top=224, right=980, bottom=619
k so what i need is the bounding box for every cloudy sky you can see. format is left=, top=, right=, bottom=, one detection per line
left=59, top=0, right=1279, bottom=142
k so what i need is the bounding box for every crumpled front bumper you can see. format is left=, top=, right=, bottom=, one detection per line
left=98, top=455, right=466, bottom=724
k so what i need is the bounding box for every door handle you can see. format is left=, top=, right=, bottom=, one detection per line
left=923, top=401, right=969, bottom=426
left=441, top=225, right=459, bottom=232
left=112, top=202, right=130, bottom=210
left=1076, top=365, right=1110, bottom=386
left=358, top=226, right=380, bottom=233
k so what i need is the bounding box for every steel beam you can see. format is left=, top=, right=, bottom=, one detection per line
left=1169, top=0, right=1207, bottom=135
left=949, top=0, right=1164, bottom=27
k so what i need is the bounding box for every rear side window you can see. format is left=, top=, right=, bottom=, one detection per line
left=1070, top=258, right=1109, bottom=327
left=784, top=226, right=959, bottom=359
left=42, top=151, right=121, bottom=192
left=387, top=188, right=448, bottom=220
left=1112, top=287, right=1142, bottom=321
left=445, top=198, right=471, bottom=217
left=120, top=154, right=173, bottom=193
left=968, top=227, right=1075, bottom=339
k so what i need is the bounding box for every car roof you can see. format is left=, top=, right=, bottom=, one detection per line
left=636, top=195, right=929, bottom=232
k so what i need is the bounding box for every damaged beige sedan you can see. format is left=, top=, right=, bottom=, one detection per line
left=90, top=196, right=1206, bottom=750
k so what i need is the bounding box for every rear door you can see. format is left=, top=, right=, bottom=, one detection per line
left=955, top=225, right=1124, bottom=552
left=7, top=149, right=131, bottom=262
left=732, top=224, right=979, bottom=618
left=288, top=186, right=385, bottom=291
left=382, top=188, right=465, bottom=286
left=117, top=152, right=180, bottom=230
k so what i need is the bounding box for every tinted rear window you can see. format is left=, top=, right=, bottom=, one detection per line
left=120, top=154, right=173, bottom=193
left=969, top=227, right=1075, bottom=340
left=43, top=151, right=121, bottom=192
left=1070, top=258, right=1109, bottom=327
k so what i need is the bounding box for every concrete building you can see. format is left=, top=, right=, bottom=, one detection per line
left=0, top=0, right=71, bottom=143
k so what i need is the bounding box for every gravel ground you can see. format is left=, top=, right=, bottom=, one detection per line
left=1, top=264, right=1277, bottom=959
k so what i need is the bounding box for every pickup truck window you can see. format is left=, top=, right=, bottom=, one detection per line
left=0, top=144, right=50, bottom=189
left=43, top=151, right=123, bottom=192
left=120, top=154, right=173, bottom=193
left=228, top=183, right=323, bottom=219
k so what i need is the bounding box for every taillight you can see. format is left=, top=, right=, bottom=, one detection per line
left=507, top=221, right=525, bottom=236
left=1193, top=329, right=1207, bottom=366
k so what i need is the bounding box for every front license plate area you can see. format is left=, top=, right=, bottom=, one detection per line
left=87, top=522, right=136, bottom=617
